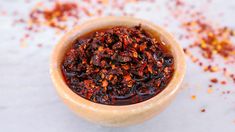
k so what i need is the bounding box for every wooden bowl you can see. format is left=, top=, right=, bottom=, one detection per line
left=50, top=16, right=186, bottom=127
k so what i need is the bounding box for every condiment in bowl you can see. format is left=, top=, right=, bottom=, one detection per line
left=50, top=16, right=186, bottom=127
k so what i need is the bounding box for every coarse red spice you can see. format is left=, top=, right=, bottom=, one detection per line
left=200, top=108, right=206, bottom=113
left=29, top=2, right=78, bottom=30
left=210, top=78, right=218, bottom=83
left=183, top=20, right=235, bottom=60
left=62, top=25, right=174, bottom=105
left=221, top=81, right=227, bottom=85
left=191, top=95, right=196, bottom=100
left=24, top=1, right=139, bottom=32
left=222, top=90, right=231, bottom=95
left=167, top=0, right=235, bottom=90
left=15, top=0, right=161, bottom=49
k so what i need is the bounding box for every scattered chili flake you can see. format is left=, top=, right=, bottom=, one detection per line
left=222, top=90, right=231, bottom=95
left=191, top=95, right=197, bottom=100
left=29, top=2, right=78, bottom=30
left=200, top=108, right=206, bottom=113
left=23, top=0, right=140, bottom=32
left=210, top=78, right=218, bottom=83
left=168, top=0, right=235, bottom=92
left=198, top=62, right=203, bottom=66
left=203, top=65, right=218, bottom=72
left=183, top=20, right=235, bottom=60
left=62, top=25, right=174, bottom=105
left=220, top=81, right=227, bottom=85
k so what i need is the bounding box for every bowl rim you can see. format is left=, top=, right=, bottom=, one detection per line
left=50, top=16, right=186, bottom=114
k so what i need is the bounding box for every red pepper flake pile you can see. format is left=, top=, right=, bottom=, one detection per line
left=183, top=20, right=235, bottom=60
left=29, top=2, right=79, bottom=30
left=62, top=25, right=174, bottom=105
left=167, top=0, right=235, bottom=90
left=23, top=1, right=141, bottom=32
left=183, top=18, right=235, bottom=85
left=14, top=0, right=148, bottom=48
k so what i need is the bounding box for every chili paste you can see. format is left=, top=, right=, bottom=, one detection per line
left=62, top=25, right=174, bottom=105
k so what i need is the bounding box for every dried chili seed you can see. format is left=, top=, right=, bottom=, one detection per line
left=62, top=25, right=174, bottom=105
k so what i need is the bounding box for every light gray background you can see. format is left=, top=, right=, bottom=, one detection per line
left=0, top=0, right=235, bottom=132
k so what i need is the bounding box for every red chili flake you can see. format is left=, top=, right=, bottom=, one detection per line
left=221, top=81, right=227, bottom=85
left=81, top=7, right=92, bottom=16
left=203, top=65, right=218, bottom=72
left=123, top=74, right=132, bottom=82
left=84, top=80, right=95, bottom=89
left=222, top=90, right=231, bottom=95
left=198, top=62, right=203, bottom=66
left=62, top=25, right=174, bottom=105
left=223, top=68, right=227, bottom=72
left=230, top=74, right=235, bottom=82
left=191, top=95, right=197, bottom=100
left=200, top=108, right=206, bottom=113
left=102, top=80, right=108, bottom=88
left=210, top=78, right=218, bottom=83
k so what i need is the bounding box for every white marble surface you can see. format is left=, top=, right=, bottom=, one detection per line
left=0, top=0, right=235, bottom=132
